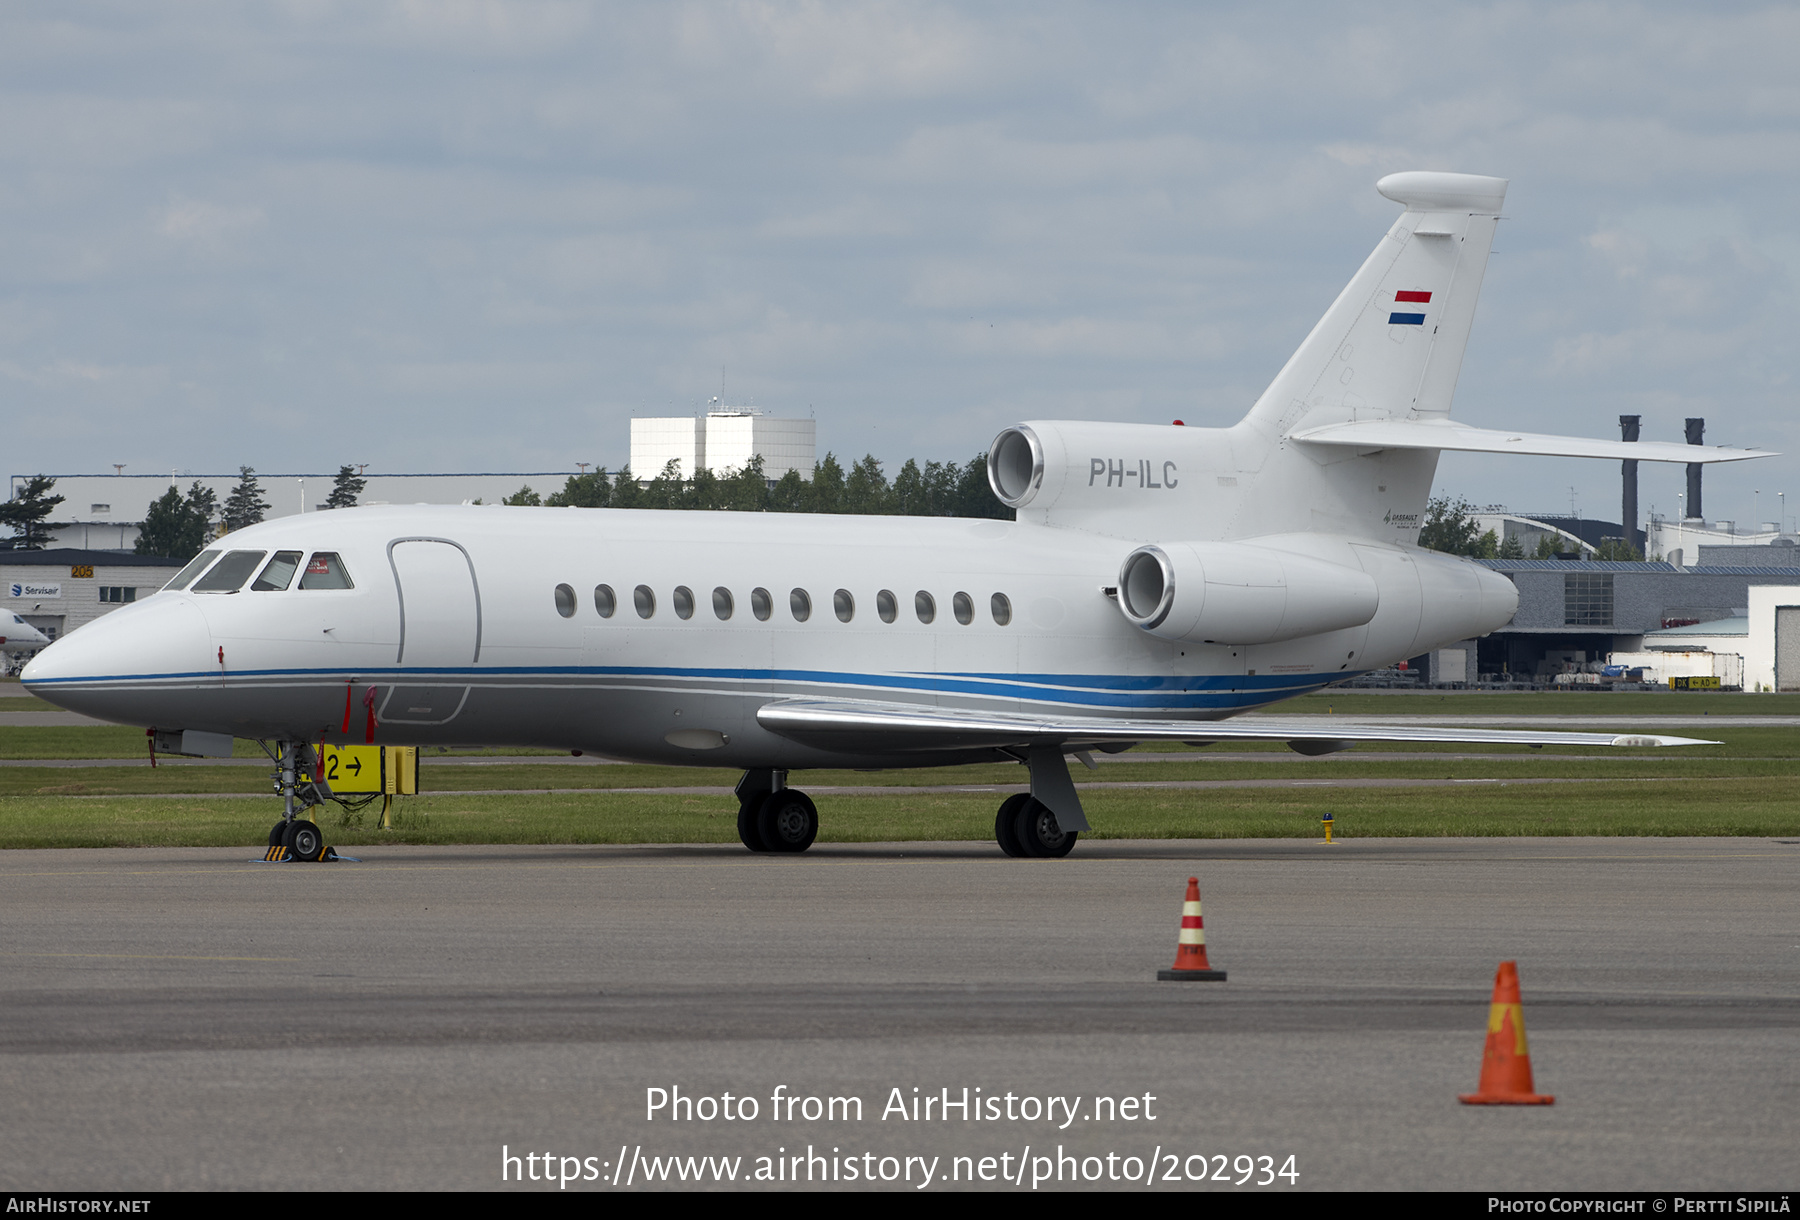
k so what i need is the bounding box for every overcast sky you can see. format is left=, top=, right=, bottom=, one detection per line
left=4, top=2, right=1797, bottom=528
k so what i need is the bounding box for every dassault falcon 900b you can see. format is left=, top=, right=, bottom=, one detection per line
left=22, top=172, right=1772, bottom=859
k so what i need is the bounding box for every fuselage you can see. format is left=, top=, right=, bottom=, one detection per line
left=21, top=503, right=1516, bottom=768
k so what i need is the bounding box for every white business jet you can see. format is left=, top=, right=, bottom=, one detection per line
left=2, top=608, right=53, bottom=674
left=21, top=172, right=1772, bottom=860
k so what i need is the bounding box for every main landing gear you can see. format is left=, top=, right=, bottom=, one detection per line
left=735, top=769, right=819, bottom=853
left=731, top=751, right=1086, bottom=859
left=993, top=792, right=1078, bottom=858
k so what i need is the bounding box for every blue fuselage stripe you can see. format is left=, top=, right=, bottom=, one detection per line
left=29, top=663, right=1350, bottom=710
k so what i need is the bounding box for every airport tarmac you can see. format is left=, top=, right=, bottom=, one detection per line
left=1, top=837, right=1796, bottom=1192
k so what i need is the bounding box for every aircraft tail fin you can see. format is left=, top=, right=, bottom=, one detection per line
left=1243, top=171, right=1507, bottom=443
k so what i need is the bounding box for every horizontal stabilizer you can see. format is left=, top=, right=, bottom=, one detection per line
left=756, top=699, right=1714, bottom=753
left=1288, top=419, right=1776, bottom=464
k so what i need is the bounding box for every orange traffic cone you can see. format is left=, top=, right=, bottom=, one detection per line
left=1459, top=960, right=1554, bottom=1104
left=1157, top=877, right=1226, bottom=981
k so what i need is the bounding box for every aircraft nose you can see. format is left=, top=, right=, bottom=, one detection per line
left=22, top=595, right=214, bottom=724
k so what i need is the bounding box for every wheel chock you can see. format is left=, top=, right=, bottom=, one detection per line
left=253, top=843, right=360, bottom=863
left=1157, top=876, right=1226, bottom=981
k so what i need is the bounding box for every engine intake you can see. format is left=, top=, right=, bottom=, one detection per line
left=1117, top=542, right=1379, bottom=645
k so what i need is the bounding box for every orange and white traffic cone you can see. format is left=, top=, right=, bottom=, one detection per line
left=1458, top=960, right=1554, bottom=1104
left=1157, top=877, right=1226, bottom=981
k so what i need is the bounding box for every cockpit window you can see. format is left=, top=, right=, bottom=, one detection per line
left=191, top=551, right=268, bottom=593
left=298, top=552, right=354, bottom=590
left=164, top=550, right=221, bottom=592
left=252, top=551, right=304, bottom=591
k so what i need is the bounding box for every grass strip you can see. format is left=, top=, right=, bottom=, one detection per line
left=2, top=777, right=1796, bottom=849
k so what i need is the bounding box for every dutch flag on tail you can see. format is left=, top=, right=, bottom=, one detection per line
left=1389, top=290, right=1430, bottom=325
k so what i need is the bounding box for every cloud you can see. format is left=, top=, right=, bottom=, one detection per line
left=157, top=196, right=266, bottom=252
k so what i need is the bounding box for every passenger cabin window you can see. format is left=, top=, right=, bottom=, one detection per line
left=252, top=551, right=303, bottom=592
left=554, top=584, right=576, bottom=618
left=712, top=587, right=734, bottom=620
left=751, top=588, right=773, bottom=621
left=876, top=590, right=897, bottom=623
left=790, top=588, right=812, bottom=622
left=192, top=550, right=268, bottom=593
left=298, top=553, right=354, bottom=590
left=915, top=591, right=936, bottom=624
left=953, top=592, right=974, bottom=625
left=834, top=589, right=854, bottom=622
left=594, top=584, right=616, bottom=618
left=165, top=550, right=220, bottom=591
left=990, top=593, right=1012, bottom=626
left=634, top=585, right=656, bottom=619
left=673, top=586, right=695, bottom=620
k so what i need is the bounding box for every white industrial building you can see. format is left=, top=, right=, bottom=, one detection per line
left=630, top=410, right=815, bottom=481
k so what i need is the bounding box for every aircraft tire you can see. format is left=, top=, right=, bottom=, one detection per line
left=1014, top=799, right=1078, bottom=859
left=737, top=799, right=771, bottom=852
left=756, top=790, right=818, bottom=854
left=284, top=819, right=325, bottom=863
left=268, top=822, right=289, bottom=848
left=994, top=794, right=1029, bottom=857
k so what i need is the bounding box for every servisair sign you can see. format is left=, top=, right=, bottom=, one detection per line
left=8, top=582, right=62, bottom=599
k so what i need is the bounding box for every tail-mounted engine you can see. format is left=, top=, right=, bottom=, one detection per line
left=1116, top=542, right=1379, bottom=646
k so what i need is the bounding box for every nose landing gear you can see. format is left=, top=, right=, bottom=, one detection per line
left=259, top=739, right=346, bottom=863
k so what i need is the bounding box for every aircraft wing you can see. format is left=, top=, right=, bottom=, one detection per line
left=755, top=698, right=1715, bottom=754
left=1287, top=418, right=1776, bottom=464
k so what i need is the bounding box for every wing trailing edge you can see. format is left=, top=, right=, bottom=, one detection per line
left=755, top=698, right=1715, bottom=753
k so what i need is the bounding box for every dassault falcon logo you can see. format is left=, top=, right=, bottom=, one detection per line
left=1384, top=509, right=1420, bottom=527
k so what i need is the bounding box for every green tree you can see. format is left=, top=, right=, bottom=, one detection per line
left=954, top=455, right=1008, bottom=519
left=1417, top=496, right=1484, bottom=556
left=545, top=469, right=612, bottom=507
left=767, top=469, right=807, bottom=512
left=0, top=475, right=64, bottom=549
left=609, top=466, right=644, bottom=509
left=1497, top=532, right=1526, bottom=560
left=325, top=465, right=366, bottom=510
left=923, top=460, right=959, bottom=515
left=220, top=467, right=269, bottom=532
left=1594, top=538, right=1643, bottom=561
left=843, top=455, right=890, bottom=514
left=641, top=460, right=686, bottom=510
left=806, top=453, right=845, bottom=513
left=719, top=455, right=769, bottom=513
left=891, top=459, right=928, bottom=516
left=135, top=482, right=215, bottom=561
left=687, top=465, right=723, bottom=511
left=502, top=485, right=542, bottom=506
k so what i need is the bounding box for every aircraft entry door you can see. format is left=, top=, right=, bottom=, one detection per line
left=384, top=538, right=481, bottom=725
